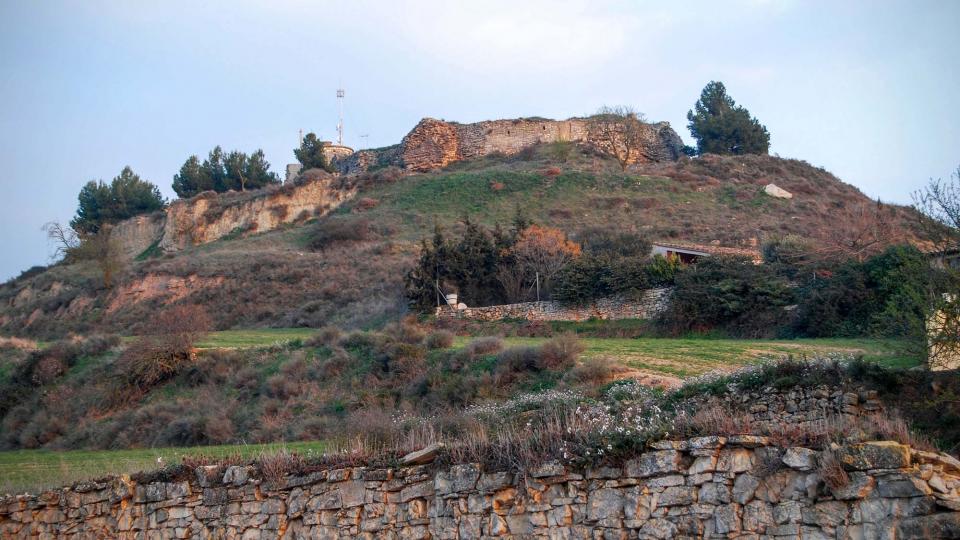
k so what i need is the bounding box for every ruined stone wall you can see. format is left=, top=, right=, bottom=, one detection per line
left=3, top=438, right=959, bottom=539
left=435, top=289, right=671, bottom=322
left=345, top=116, right=685, bottom=174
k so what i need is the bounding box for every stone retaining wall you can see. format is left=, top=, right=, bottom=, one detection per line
left=3, top=438, right=959, bottom=538
left=692, top=384, right=885, bottom=434
left=435, top=289, right=671, bottom=322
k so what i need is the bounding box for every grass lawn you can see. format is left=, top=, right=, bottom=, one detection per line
left=194, top=328, right=921, bottom=378
left=0, top=440, right=326, bottom=495
left=454, top=336, right=920, bottom=378
left=195, top=328, right=317, bottom=349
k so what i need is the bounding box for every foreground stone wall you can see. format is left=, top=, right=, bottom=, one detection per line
left=435, top=289, right=671, bottom=322
left=3, top=438, right=959, bottom=539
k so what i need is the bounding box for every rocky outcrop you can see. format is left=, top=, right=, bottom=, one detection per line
left=110, top=212, right=165, bottom=259
left=336, top=116, right=685, bottom=174
left=105, top=173, right=356, bottom=256
left=3, top=438, right=958, bottom=538
left=435, top=289, right=672, bottom=322
left=159, top=174, right=354, bottom=252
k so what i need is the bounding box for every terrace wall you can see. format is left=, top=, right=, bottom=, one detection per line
left=435, top=288, right=672, bottom=322
left=3, top=438, right=960, bottom=538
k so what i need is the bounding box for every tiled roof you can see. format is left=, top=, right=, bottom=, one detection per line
left=652, top=241, right=763, bottom=262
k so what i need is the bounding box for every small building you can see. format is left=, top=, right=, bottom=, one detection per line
left=650, top=241, right=763, bottom=264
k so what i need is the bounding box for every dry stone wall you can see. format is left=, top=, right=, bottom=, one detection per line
left=3, top=438, right=960, bottom=539
left=435, top=289, right=671, bottom=322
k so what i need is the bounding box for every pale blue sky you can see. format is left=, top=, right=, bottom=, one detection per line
left=1, top=0, right=958, bottom=280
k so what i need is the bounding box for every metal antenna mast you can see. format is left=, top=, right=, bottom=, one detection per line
left=336, top=88, right=345, bottom=146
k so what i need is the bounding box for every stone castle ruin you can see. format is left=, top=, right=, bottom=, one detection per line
left=331, top=116, right=685, bottom=175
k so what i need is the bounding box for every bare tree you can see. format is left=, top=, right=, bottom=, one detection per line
left=588, top=106, right=649, bottom=171
left=496, top=264, right=529, bottom=303
left=817, top=200, right=895, bottom=262
left=71, top=226, right=125, bottom=288
left=42, top=221, right=79, bottom=262
left=913, top=166, right=960, bottom=254
left=913, top=166, right=960, bottom=370
left=510, top=225, right=582, bottom=296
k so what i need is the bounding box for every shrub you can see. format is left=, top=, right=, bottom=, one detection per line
left=305, top=326, right=343, bottom=347
left=115, top=305, right=212, bottom=393
left=465, top=337, right=504, bottom=356
left=660, top=256, right=795, bottom=337
left=308, top=216, right=372, bottom=251
left=537, top=333, right=583, bottom=371
left=425, top=330, right=454, bottom=350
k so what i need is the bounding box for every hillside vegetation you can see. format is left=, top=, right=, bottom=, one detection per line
left=0, top=148, right=924, bottom=338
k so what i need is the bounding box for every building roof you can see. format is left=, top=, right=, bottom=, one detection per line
left=652, top=241, right=763, bottom=262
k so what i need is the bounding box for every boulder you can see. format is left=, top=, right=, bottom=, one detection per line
left=764, top=183, right=793, bottom=199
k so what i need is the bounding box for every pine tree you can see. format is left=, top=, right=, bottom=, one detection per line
left=294, top=133, right=333, bottom=172
left=687, top=81, right=770, bottom=155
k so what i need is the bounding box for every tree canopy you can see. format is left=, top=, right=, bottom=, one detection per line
left=686, top=81, right=770, bottom=155
left=70, top=167, right=165, bottom=234
left=294, top=133, right=334, bottom=172
left=172, top=146, right=279, bottom=198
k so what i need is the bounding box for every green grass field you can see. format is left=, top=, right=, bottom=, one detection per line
left=0, top=440, right=326, bottom=495
left=194, top=328, right=920, bottom=377
left=2, top=328, right=916, bottom=494
left=462, top=336, right=919, bottom=377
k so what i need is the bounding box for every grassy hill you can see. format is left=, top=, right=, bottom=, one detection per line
left=0, top=147, right=925, bottom=339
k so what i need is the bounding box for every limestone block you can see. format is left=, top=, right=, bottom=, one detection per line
left=763, top=183, right=793, bottom=199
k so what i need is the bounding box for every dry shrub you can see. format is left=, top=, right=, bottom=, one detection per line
left=537, top=333, right=584, bottom=370
left=678, top=403, right=753, bottom=437
left=256, top=449, right=307, bottom=483
left=563, top=357, right=620, bottom=386
left=818, top=448, right=850, bottom=490
left=356, top=197, right=379, bottom=210
left=383, top=320, right=426, bottom=345
left=305, top=326, right=343, bottom=347
left=466, top=337, right=504, bottom=356
left=115, top=305, right=212, bottom=393
left=425, top=330, right=454, bottom=350
left=308, top=216, right=372, bottom=251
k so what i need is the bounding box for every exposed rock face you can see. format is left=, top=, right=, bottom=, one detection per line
left=110, top=213, right=165, bottom=259
left=2, top=438, right=958, bottom=538
left=160, top=174, right=354, bottom=252
left=106, top=173, right=356, bottom=257
left=105, top=274, right=225, bottom=313
left=335, top=116, right=685, bottom=174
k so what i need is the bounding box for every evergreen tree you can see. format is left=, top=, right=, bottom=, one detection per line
left=686, top=81, right=770, bottom=155
left=294, top=133, right=333, bottom=172
left=172, top=147, right=278, bottom=197
left=71, top=167, right=165, bottom=234
left=172, top=155, right=212, bottom=198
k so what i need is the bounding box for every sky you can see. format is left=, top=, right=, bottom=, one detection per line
left=0, top=0, right=958, bottom=281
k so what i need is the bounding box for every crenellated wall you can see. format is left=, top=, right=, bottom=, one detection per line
left=3, top=438, right=959, bottom=539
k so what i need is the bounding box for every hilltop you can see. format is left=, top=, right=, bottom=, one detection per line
left=0, top=143, right=926, bottom=339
